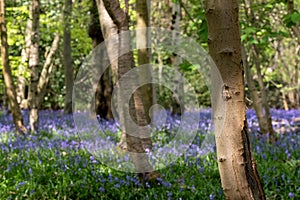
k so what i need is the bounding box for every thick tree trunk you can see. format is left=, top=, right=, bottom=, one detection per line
left=96, top=0, right=127, bottom=146
left=0, top=0, right=27, bottom=134
left=102, top=0, right=154, bottom=176
left=63, top=0, right=73, bottom=114
left=89, top=0, right=113, bottom=120
left=96, top=0, right=118, bottom=83
left=28, top=0, right=40, bottom=132
left=205, top=0, right=265, bottom=199
left=242, top=44, right=268, bottom=134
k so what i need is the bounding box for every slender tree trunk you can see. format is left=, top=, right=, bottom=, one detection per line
left=252, top=45, right=275, bottom=137
left=36, top=33, right=60, bottom=107
left=243, top=0, right=274, bottom=136
left=205, top=0, right=265, bottom=199
left=28, top=0, right=40, bottom=132
left=136, top=0, right=153, bottom=123
left=287, top=0, right=300, bottom=108
left=0, top=0, right=27, bottom=134
left=63, top=0, right=73, bottom=114
left=102, top=0, right=155, bottom=179
left=17, top=19, right=31, bottom=109
left=282, top=91, right=289, bottom=110
left=287, top=0, right=300, bottom=42
left=242, top=44, right=268, bottom=134
left=136, top=0, right=153, bottom=149
left=89, top=0, right=113, bottom=120
left=171, top=1, right=183, bottom=115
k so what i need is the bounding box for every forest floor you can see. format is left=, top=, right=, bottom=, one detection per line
left=0, top=109, right=299, bottom=199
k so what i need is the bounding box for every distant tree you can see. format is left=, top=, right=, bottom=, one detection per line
left=0, top=0, right=27, bottom=134
left=27, top=0, right=60, bottom=132
left=28, top=0, right=40, bottom=132
left=242, top=0, right=275, bottom=137
left=63, top=0, right=73, bottom=114
left=170, top=1, right=183, bottom=115
left=102, top=0, right=156, bottom=180
left=205, top=0, right=266, bottom=199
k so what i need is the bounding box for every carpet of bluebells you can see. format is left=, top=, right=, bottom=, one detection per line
left=0, top=109, right=299, bottom=199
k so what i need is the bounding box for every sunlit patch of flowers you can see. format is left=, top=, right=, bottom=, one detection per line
left=0, top=108, right=299, bottom=199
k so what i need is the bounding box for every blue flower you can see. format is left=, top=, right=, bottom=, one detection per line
left=288, top=192, right=294, bottom=198
left=99, top=187, right=105, bottom=192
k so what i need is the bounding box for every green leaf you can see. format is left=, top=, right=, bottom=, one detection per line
left=291, top=13, right=300, bottom=23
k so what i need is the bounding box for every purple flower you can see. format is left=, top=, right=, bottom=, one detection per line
left=288, top=192, right=294, bottom=198
left=99, top=187, right=105, bottom=192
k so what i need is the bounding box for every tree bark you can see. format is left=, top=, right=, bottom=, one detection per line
left=89, top=0, right=113, bottom=120
left=96, top=0, right=127, bottom=146
left=243, top=0, right=275, bottom=136
left=28, top=0, right=40, bottom=132
left=63, top=0, right=73, bottom=114
left=17, top=20, right=31, bottom=109
left=171, top=1, right=184, bottom=116
left=205, top=0, right=265, bottom=199
left=36, top=33, right=60, bottom=107
left=102, top=0, right=154, bottom=176
left=242, top=44, right=268, bottom=134
left=136, top=0, right=153, bottom=123
left=0, top=0, right=27, bottom=134
left=252, top=44, right=275, bottom=137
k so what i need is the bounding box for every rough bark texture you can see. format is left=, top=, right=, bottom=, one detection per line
left=205, top=0, right=265, bottom=199
left=89, top=0, right=113, bottom=120
left=0, top=0, right=27, bottom=134
left=102, top=0, right=154, bottom=175
left=136, top=0, right=153, bottom=123
left=242, top=45, right=268, bottom=134
left=28, top=0, right=40, bottom=132
left=63, top=0, right=73, bottom=114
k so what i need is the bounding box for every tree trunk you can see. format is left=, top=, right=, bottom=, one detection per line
left=89, top=0, right=113, bottom=120
left=36, top=33, right=60, bottom=107
left=0, top=0, right=27, bottom=134
left=63, top=0, right=73, bottom=114
left=96, top=0, right=127, bottom=146
left=252, top=44, right=275, bottom=137
left=243, top=0, right=274, bottom=136
left=102, top=0, right=154, bottom=176
left=28, top=0, right=40, bottom=132
left=242, top=44, right=268, bottom=134
left=136, top=0, right=153, bottom=123
left=171, top=1, right=183, bottom=115
left=205, top=0, right=265, bottom=199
